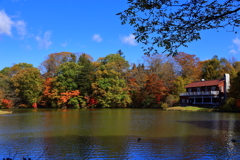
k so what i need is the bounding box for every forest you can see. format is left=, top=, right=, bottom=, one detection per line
left=0, top=51, right=240, bottom=111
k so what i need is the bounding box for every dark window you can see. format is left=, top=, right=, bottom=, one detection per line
left=213, top=98, right=219, bottom=103
left=204, top=98, right=211, bottom=103
left=196, top=98, right=202, bottom=103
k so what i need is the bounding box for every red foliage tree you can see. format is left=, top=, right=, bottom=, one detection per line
left=1, top=99, right=13, bottom=108
left=32, top=102, right=37, bottom=108
left=236, top=99, right=240, bottom=110
left=88, top=97, right=98, bottom=107
left=155, top=94, right=161, bottom=104
left=144, top=74, right=167, bottom=107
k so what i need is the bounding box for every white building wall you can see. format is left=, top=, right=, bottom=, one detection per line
left=224, top=73, right=230, bottom=99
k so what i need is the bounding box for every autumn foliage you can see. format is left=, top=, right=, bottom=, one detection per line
left=1, top=52, right=240, bottom=110
left=88, top=97, right=98, bottom=107
left=43, top=78, right=53, bottom=98
left=32, top=102, right=37, bottom=108
left=41, top=78, right=53, bottom=106
left=144, top=74, right=167, bottom=107
left=1, top=99, right=12, bottom=108
left=236, top=99, right=240, bottom=110
left=58, top=90, right=80, bottom=106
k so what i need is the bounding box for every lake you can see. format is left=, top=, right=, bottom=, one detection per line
left=0, top=108, right=240, bottom=159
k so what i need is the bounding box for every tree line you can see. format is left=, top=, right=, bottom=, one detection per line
left=0, top=51, right=240, bottom=110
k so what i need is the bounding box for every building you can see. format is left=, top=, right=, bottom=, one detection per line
left=180, top=74, right=230, bottom=106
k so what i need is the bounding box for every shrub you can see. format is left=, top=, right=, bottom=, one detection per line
left=220, top=98, right=236, bottom=111
left=161, top=103, right=169, bottom=110
left=165, top=94, right=179, bottom=107
left=68, top=97, right=79, bottom=108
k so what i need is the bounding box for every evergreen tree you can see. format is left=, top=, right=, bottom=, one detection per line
left=77, top=53, right=95, bottom=95
left=116, top=49, right=125, bottom=58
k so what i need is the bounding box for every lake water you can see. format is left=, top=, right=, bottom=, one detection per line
left=0, top=109, right=240, bottom=159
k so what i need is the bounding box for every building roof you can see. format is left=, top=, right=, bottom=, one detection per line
left=185, top=79, right=224, bottom=88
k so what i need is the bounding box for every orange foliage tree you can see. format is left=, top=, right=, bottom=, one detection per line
left=58, top=90, right=81, bottom=107
left=127, top=77, right=146, bottom=107
left=41, top=78, right=61, bottom=107
left=174, top=52, right=202, bottom=82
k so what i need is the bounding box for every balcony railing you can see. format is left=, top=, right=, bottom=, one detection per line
left=180, top=91, right=219, bottom=96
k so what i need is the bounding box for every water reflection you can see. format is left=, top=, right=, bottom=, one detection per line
left=2, top=135, right=240, bottom=159
left=0, top=109, right=240, bottom=159
left=178, top=113, right=240, bottom=159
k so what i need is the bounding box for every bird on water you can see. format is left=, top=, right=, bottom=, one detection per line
left=137, top=137, right=141, bottom=142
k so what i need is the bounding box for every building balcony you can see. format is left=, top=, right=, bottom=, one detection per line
left=180, top=91, right=219, bottom=96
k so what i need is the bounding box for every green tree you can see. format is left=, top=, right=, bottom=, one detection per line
left=222, top=71, right=240, bottom=111
left=202, top=56, right=237, bottom=80
left=173, top=76, right=188, bottom=96
left=11, top=68, right=43, bottom=107
left=202, top=58, right=222, bottom=80
left=8, top=63, right=34, bottom=77
left=92, top=55, right=131, bottom=108
left=233, top=61, right=240, bottom=73
left=0, top=73, right=10, bottom=103
left=103, top=54, right=130, bottom=78
left=0, top=64, right=34, bottom=106
left=0, top=67, right=11, bottom=75
left=229, top=71, right=240, bottom=100
left=77, top=53, right=95, bottom=95
left=117, top=0, right=240, bottom=55
left=56, top=62, right=82, bottom=92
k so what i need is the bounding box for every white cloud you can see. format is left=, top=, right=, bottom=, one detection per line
left=121, top=34, right=138, bottom=46
left=92, top=34, right=102, bottom=42
left=0, top=10, right=14, bottom=36
left=233, top=37, right=240, bottom=51
left=0, top=10, right=27, bottom=38
left=36, top=30, right=52, bottom=49
left=61, top=42, right=68, bottom=47
left=229, top=49, right=237, bottom=54
left=14, top=20, right=27, bottom=37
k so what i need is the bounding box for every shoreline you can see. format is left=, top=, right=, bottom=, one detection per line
left=166, top=106, right=215, bottom=112
left=0, top=110, right=12, bottom=114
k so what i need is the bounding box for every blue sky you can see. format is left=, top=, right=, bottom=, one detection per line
left=0, top=0, right=239, bottom=70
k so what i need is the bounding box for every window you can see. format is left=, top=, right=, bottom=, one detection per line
left=188, top=88, right=192, bottom=92
left=204, top=98, right=211, bottom=103
left=211, top=86, right=216, bottom=91
left=196, top=98, right=202, bottom=103
left=182, top=99, right=185, bottom=103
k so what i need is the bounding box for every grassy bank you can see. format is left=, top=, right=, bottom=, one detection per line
left=0, top=110, right=12, bottom=114
left=166, top=106, right=214, bottom=112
